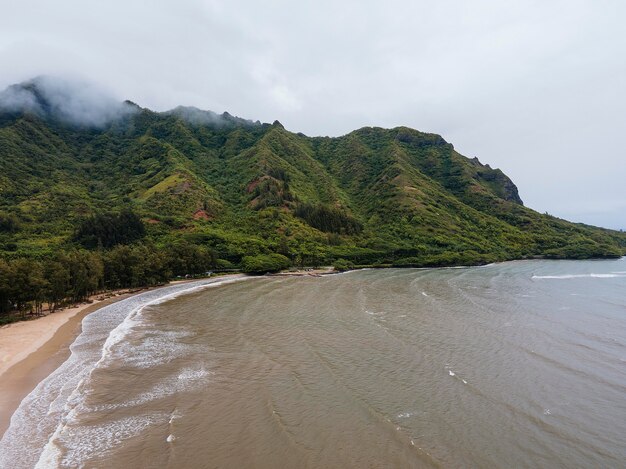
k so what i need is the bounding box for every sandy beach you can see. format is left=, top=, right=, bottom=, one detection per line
left=0, top=292, right=139, bottom=436
left=270, top=267, right=336, bottom=277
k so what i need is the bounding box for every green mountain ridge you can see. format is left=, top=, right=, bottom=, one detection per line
left=1, top=78, right=625, bottom=269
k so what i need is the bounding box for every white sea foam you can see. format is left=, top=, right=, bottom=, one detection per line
left=168, top=408, right=183, bottom=425
left=178, top=366, right=213, bottom=381
left=397, top=412, right=416, bottom=419
left=87, top=367, right=213, bottom=413
left=532, top=273, right=626, bottom=279
left=40, top=413, right=168, bottom=468
left=0, top=275, right=248, bottom=469
left=111, top=330, right=210, bottom=369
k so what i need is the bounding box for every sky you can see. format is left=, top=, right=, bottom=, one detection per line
left=0, top=0, right=624, bottom=229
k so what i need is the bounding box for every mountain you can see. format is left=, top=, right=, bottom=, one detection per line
left=1, top=77, right=625, bottom=268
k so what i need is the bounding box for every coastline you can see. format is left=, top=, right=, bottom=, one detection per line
left=0, top=277, right=221, bottom=438
left=0, top=262, right=539, bottom=440
left=0, top=292, right=143, bottom=436
left=269, top=267, right=335, bottom=277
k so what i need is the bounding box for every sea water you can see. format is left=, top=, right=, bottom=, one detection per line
left=1, top=260, right=625, bottom=468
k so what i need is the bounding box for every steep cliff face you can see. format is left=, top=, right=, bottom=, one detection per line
left=0, top=78, right=624, bottom=263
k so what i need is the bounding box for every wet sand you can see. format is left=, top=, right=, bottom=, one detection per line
left=0, top=294, right=136, bottom=436
left=269, top=267, right=335, bottom=276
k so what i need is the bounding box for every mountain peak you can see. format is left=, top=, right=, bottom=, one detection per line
left=0, top=76, right=137, bottom=127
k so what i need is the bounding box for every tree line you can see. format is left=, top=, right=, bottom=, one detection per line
left=0, top=242, right=218, bottom=322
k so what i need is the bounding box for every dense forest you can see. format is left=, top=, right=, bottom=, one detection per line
left=0, top=242, right=215, bottom=323
left=0, top=77, right=624, bottom=322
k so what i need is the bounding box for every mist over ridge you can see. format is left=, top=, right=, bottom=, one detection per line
left=0, top=76, right=138, bottom=128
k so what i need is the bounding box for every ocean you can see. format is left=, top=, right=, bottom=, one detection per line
left=1, top=259, right=625, bottom=468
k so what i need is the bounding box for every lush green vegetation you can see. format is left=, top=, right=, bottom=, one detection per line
left=241, top=253, right=291, bottom=274
left=294, top=203, right=362, bottom=235
left=0, top=242, right=218, bottom=323
left=332, top=259, right=354, bottom=272
left=74, top=208, right=145, bottom=248
left=0, top=80, right=624, bottom=320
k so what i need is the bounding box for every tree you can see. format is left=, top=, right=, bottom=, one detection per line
left=0, top=259, right=12, bottom=314
left=74, top=208, right=145, bottom=249
left=241, top=253, right=291, bottom=274
left=332, top=259, right=354, bottom=272
left=294, top=203, right=362, bottom=235
left=0, top=212, right=20, bottom=233
left=167, top=242, right=217, bottom=277
left=8, top=259, right=47, bottom=316
left=44, top=259, right=70, bottom=311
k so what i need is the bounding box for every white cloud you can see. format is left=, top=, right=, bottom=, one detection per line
left=0, top=0, right=624, bottom=228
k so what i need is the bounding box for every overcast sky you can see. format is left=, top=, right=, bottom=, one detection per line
left=1, top=0, right=624, bottom=229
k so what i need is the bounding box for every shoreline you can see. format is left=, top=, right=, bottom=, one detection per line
left=268, top=267, right=335, bottom=277
left=0, top=277, right=219, bottom=438
left=0, top=292, right=144, bottom=437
